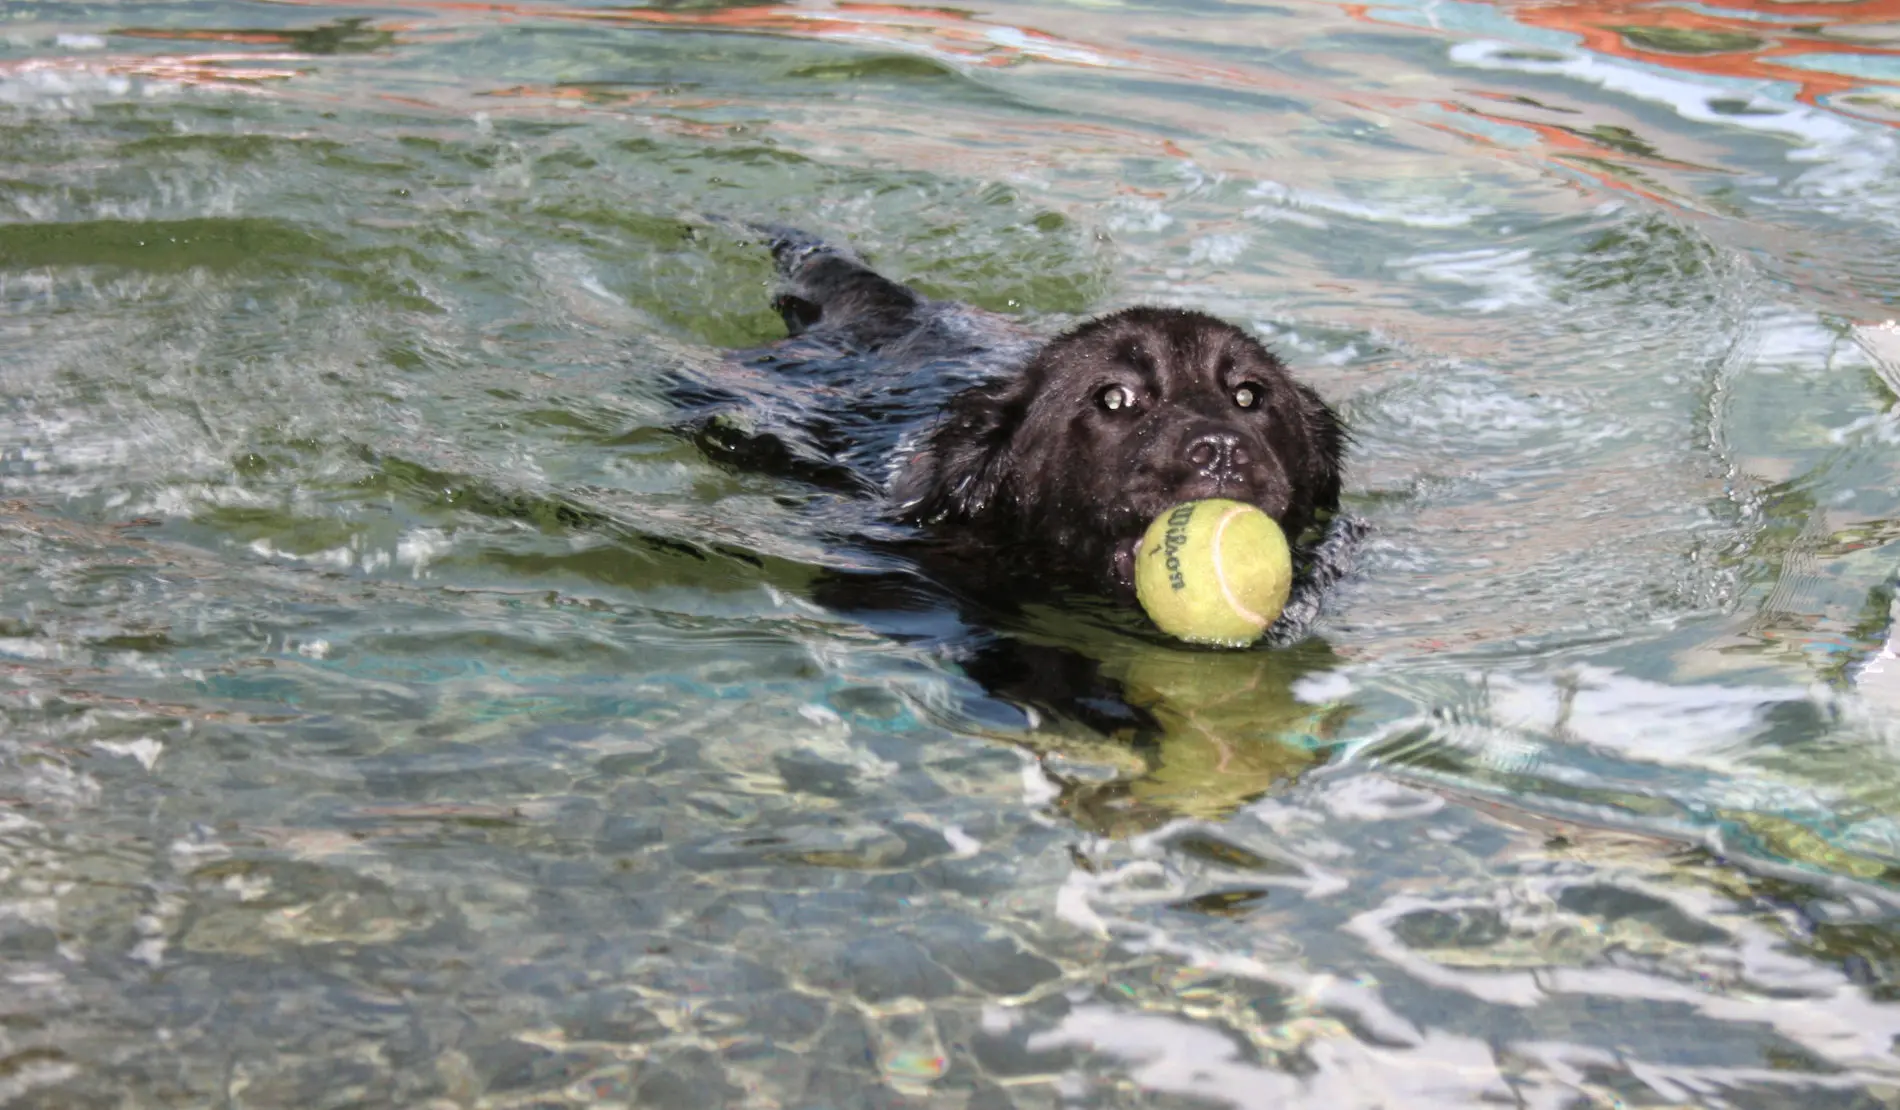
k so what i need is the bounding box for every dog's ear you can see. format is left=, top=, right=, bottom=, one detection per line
left=1282, top=383, right=1346, bottom=539
left=890, top=378, right=1026, bottom=525
left=1303, top=386, right=1346, bottom=511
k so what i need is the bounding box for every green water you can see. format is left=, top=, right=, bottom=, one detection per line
left=5, top=0, right=1900, bottom=1105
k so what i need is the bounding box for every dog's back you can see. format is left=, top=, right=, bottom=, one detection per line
left=676, top=226, right=1039, bottom=496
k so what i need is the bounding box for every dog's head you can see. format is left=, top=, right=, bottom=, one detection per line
left=893, top=307, right=1344, bottom=594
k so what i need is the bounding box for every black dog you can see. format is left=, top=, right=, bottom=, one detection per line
left=891, top=301, right=1347, bottom=605
left=685, top=226, right=1359, bottom=638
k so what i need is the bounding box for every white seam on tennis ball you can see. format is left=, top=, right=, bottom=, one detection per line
left=1211, top=504, right=1269, bottom=630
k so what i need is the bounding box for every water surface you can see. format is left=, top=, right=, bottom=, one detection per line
left=5, top=0, right=1900, bottom=1105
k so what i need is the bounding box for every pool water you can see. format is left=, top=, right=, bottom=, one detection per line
left=5, top=0, right=1900, bottom=1105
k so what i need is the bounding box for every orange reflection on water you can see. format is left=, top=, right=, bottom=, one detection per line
left=1339, top=0, right=1900, bottom=203
left=1431, top=100, right=1703, bottom=204
left=0, top=52, right=306, bottom=90
left=1486, top=0, right=1900, bottom=115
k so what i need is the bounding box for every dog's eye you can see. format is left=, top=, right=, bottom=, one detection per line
left=1233, top=384, right=1263, bottom=410
left=1098, top=384, right=1137, bottom=412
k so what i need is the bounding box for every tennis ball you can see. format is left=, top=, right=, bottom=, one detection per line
left=1134, top=499, right=1292, bottom=646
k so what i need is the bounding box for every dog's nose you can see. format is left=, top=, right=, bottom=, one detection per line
left=1185, top=430, right=1248, bottom=474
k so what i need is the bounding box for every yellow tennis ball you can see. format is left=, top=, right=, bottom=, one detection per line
left=1134, top=499, right=1292, bottom=646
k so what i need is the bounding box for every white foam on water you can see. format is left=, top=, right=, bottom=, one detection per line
left=1388, top=246, right=1549, bottom=313
left=1246, top=179, right=1491, bottom=230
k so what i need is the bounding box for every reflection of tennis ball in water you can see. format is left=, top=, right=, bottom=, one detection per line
left=1134, top=499, right=1292, bottom=646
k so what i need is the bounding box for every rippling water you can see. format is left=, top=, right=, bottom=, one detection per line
left=5, top=0, right=1900, bottom=1105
